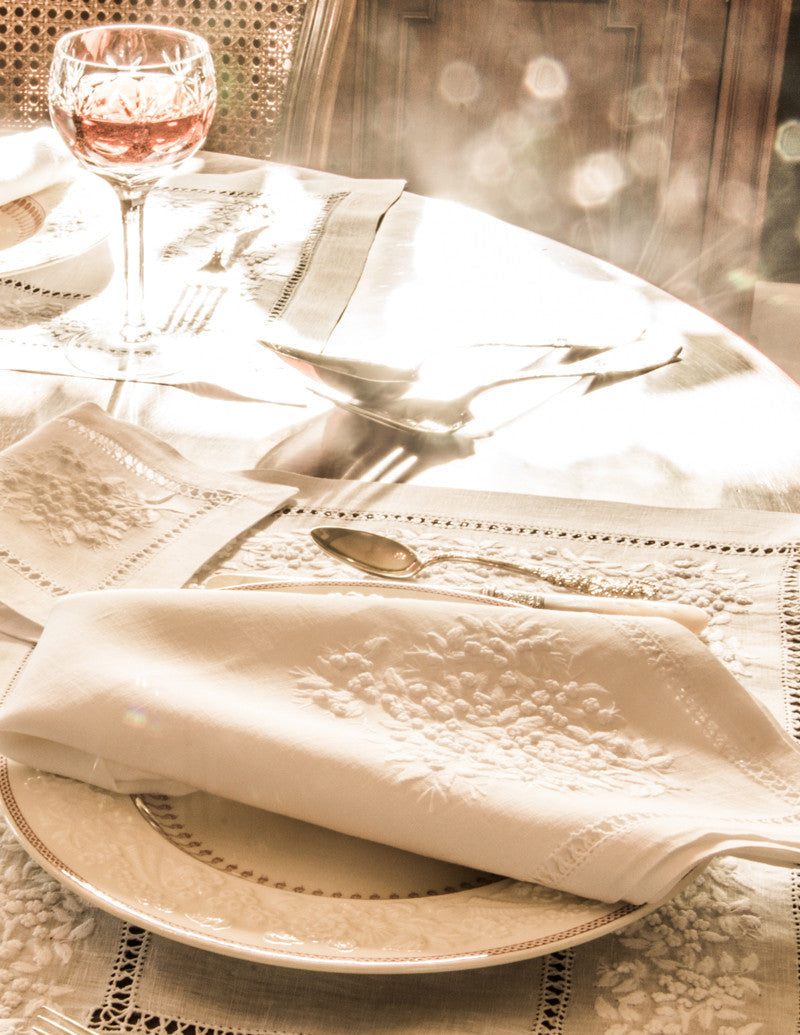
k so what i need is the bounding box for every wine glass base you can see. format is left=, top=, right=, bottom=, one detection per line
left=63, top=327, right=188, bottom=381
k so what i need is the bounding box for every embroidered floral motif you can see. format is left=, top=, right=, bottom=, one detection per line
left=0, top=823, right=94, bottom=1018
left=157, top=191, right=276, bottom=272
left=0, top=444, right=177, bottom=548
left=296, top=613, right=675, bottom=801
left=595, top=862, right=764, bottom=1035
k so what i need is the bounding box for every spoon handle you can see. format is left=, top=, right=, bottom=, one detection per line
left=483, top=588, right=708, bottom=634
left=423, top=552, right=655, bottom=598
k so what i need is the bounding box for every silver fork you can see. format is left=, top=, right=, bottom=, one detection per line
left=160, top=247, right=229, bottom=334
left=161, top=207, right=270, bottom=335
left=31, top=1007, right=94, bottom=1035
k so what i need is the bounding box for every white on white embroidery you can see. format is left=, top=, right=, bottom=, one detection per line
left=0, top=444, right=178, bottom=548
left=296, top=613, right=675, bottom=801
left=0, top=823, right=94, bottom=1019
left=596, top=862, right=763, bottom=1035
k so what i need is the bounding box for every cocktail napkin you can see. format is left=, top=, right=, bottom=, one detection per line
left=0, top=403, right=296, bottom=626
left=2, top=583, right=800, bottom=905
left=0, top=128, right=75, bottom=207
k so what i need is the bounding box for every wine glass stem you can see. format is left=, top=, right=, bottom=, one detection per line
left=116, top=190, right=148, bottom=345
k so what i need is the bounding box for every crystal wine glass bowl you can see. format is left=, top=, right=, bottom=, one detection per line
left=48, top=24, right=217, bottom=378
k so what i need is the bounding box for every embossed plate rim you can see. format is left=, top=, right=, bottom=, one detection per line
left=0, top=195, right=46, bottom=253
left=0, top=581, right=690, bottom=973
left=0, top=172, right=113, bottom=276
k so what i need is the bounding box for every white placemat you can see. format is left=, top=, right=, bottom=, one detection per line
left=0, top=162, right=404, bottom=397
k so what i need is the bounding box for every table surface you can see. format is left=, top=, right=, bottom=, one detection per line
left=5, top=154, right=800, bottom=516
left=2, top=152, right=800, bottom=1032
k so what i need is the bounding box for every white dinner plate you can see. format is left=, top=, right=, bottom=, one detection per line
left=0, top=580, right=687, bottom=973
left=0, top=173, right=113, bottom=278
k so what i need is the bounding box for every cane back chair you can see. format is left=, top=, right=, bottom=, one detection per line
left=0, top=0, right=355, bottom=167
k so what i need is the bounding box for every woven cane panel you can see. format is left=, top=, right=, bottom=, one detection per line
left=0, top=0, right=308, bottom=159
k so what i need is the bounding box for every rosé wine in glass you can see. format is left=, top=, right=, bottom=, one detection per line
left=50, top=73, right=215, bottom=177
left=48, top=25, right=217, bottom=377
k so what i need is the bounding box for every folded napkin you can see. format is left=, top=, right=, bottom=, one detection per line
left=0, top=403, right=296, bottom=628
left=0, top=128, right=75, bottom=207
left=1, top=585, right=799, bottom=906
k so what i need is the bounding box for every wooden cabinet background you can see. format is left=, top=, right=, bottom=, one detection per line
left=326, top=0, right=790, bottom=334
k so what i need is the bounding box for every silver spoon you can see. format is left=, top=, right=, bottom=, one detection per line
left=311, top=525, right=650, bottom=596
left=260, top=340, right=420, bottom=403
left=309, top=527, right=708, bottom=632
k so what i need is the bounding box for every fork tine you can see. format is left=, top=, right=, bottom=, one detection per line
left=185, top=287, right=224, bottom=332
left=189, top=286, right=225, bottom=330
left=31, top=1007, right=93, bottom=1035
left=161, top=284, right=225, bottom=334
left=161, top=284, right=195, bottom=333
left=160, top=209, right=273, bottom=334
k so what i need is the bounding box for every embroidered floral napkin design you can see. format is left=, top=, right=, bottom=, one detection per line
left=0, top=403, right=295, bottom=626
left=2, top=584, right=800, bottom=906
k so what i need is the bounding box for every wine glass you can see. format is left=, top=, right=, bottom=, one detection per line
left=48, top=24, right=217, bottom=378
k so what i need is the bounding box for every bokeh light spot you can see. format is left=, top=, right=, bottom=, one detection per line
left=494, top=109, right=536, bottom=150
left=505, top=165, right=549, bottom=220
left=775, top=119, right=800, bottom=162
left=629, top=82, right=666, bottom=123
left=439, top=60, right=482, bottom=106
left=727, top=267, right=757, bottom=290
left=523, top=55, right=568, bottom=100
left=628, top=131, right=669, bottom=180
left=569, top=151, right=627, bottom=209
left=467, top=136, right=513, bottom=186
left=520, top=95, right=566, bottom=136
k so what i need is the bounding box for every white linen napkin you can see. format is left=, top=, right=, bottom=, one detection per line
left=0, top=127, right=75, bottom=207
left=1, top=584, right=799, bottom=906
left=0, top=403, right=297, bottom=627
